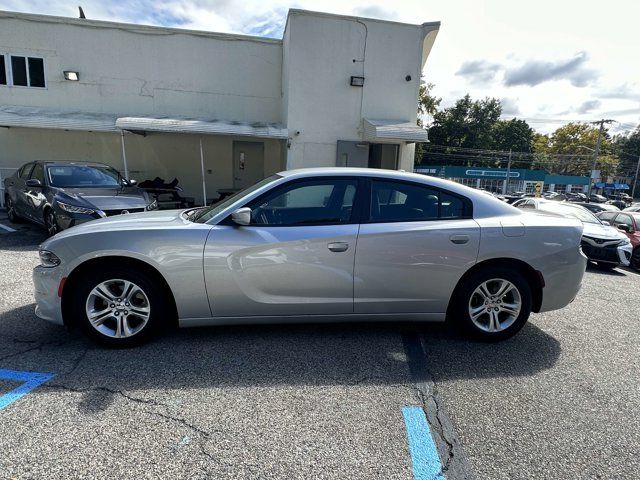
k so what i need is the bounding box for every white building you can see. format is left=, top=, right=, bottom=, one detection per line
left=0, top=9, right=439, bottom=205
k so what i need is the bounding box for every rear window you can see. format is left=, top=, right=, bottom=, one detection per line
left=370, top=180, right=470, bottom=222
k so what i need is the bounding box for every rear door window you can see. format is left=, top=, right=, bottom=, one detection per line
left=368, top=180, right=470, bottom=222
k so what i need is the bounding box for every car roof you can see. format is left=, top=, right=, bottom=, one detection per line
left=277, top=167, right=519, bottom=219
left=38, top=160, right=113, bottom=167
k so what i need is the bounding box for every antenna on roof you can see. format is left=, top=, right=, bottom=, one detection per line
left=78, top=6, right=86, bottom=19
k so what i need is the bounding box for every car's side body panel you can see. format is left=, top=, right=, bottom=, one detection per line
left=35, top=211, right=214, bottom=323
left=203, top=224, right=359, bottom=316
left=353, top=219, right=480, bottom=314
left=476, top=213, right=586, bottom=312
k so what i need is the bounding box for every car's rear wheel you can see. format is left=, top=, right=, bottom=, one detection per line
left=71, top=267, right=168, bottom=347
left=44, top=208, right=60, bottom=237
left=6, top=197, right=21, bottom=223
left=452, top=268, right=532, bottom=341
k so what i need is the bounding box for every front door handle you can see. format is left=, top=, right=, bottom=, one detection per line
left=449, top=234, right=469, bottom=245
left=327, top=242, right=349, bottom=252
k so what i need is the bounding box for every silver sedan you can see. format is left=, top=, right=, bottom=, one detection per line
left=33, top=168, right=587, bottom=347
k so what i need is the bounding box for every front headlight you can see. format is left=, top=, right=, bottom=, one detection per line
left=146, top=199, right=158, bottom=211
left=39, top=250, right=61, bottom=268
left=618, top=237, right=631, bottom=246
left=56, top=201, right=95, bottom=215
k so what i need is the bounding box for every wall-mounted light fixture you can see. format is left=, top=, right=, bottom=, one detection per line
left=350, top=76, right=365, bottom=87
left=63, top=71, right=79, bottom=81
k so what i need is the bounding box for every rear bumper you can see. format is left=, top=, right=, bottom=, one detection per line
left=33, top=266, right=64, bottom=326
left=538, top=248, right=588, bottom=313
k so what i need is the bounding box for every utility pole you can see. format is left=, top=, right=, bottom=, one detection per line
left=503, top=149, right=512, bottom=195
left=632, top=155, right=640, bottom=200
left=587, top=119, right=614, bottom=200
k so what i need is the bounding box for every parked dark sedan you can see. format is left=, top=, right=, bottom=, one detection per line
left=4, top=161, right=158, bottom=235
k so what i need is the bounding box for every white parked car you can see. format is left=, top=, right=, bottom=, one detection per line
left=513, top=198, right=632, bottom=269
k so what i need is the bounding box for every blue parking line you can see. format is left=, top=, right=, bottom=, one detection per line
left=402, top=406, right=445, bottom=480
left=0, top=369, right=55, bottom=411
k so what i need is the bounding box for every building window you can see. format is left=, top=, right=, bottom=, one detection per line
left=11, top=56, right=27, bottom=86
left=0, top=55, right=6, bottom=85
left=6, top=55, right=45, bottom=88
left=28, top=58, right=45, bottom=87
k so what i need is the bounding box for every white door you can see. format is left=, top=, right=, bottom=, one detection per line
left=204, top=177, right=360, bottom=317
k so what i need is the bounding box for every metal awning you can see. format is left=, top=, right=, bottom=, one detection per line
left=0, top=105, right=118, bottom=132
left=116, top=116, right=288, bottom=139
left=363, top=118, right=429, bottom=143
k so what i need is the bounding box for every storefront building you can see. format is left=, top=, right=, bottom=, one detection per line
left=416, top=165, right=591, bottom=194
left=0, top=9, right=439, bottom=205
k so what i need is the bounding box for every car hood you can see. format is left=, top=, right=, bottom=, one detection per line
left=582, top=222, right=627, bottom=240
left=46, top=209, right=192, bottom=242
left=55, top=187, right=149, bottom=210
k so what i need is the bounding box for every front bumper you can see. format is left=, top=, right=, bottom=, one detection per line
left=580, top=239, right=632, bottom=266
left=33, top=265, right=64, bottom=326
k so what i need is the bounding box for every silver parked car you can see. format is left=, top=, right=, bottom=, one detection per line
left=34, top=168, right=587, bottom=346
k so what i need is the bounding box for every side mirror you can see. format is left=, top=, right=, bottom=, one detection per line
left=125, top=178, right=137, bottom=185
left=231, top=207, right=252, bottom=226
left=26, top=179, right=42, bottom=188
left=601, top=220, right=610, bottom=226
left=618, top=224, right=631, bottom=232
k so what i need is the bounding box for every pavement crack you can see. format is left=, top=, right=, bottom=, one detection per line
left=42, top=383, right=218, bottom=439
left=401, top=333, right=475, bottom=480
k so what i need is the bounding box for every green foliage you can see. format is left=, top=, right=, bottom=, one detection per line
left=535, top=122, right=618, bottom=178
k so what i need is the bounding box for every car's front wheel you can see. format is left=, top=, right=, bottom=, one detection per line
left=6, top=197, right=21, bottom=223
left=452, top=267, right=532, bottom=341
left=71, top=267, right=168, bottom=347
left=44, top=208, right=60, bottom=237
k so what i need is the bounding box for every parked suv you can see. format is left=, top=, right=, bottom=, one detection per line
left=597, top=211, right=640, bottom=269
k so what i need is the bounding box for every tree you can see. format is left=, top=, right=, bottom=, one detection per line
left=613, top=126, right=640, bottom=181
left=492, top=118, right=535, bottom=169
left=415, top=83, right=441, bottom=164
left=428, top=94, right=502, bottom=150
left=540, top=122, right=618, bottom=178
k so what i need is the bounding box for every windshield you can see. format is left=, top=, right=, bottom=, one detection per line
left=192, top=175, right=281, bottom=223
left=47, top=165, right=122, bottom=188
left=541, top=203, right=601, bottom=224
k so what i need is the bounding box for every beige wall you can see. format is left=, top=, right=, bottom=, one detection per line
left=282, top=10, right=438, bottom=170
left=0, top=127, right=285, bottom=204
left=0, top=11, right=283, bottom=123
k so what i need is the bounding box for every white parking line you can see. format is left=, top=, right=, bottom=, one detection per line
left=0, top=223, right=16, bottom=233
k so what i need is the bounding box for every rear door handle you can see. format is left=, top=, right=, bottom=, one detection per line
left=449, top=234, right=469, bottom=245
left=327, top=242, right=349, bottom=252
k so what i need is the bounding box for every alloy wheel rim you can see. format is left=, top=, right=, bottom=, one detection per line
left=46, top=211, right=58, bottom=235
left=85, top=279, right=151, bottom=338
left=7, top=199, right=15, bottom=219
left=468, top=278, right=522, bottom=333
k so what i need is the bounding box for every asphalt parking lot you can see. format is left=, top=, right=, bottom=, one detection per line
left=0, top=214, right=639, bottom=479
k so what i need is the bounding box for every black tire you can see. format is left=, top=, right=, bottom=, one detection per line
left=70, top=266, right=169, bottom=347
left=631, top=248, right=640, bottom=270
left=450, top=267, right=532, bottom=341
left=44, top=208, right=60, bottom=237
left=5, top=197, right=22, bottom=223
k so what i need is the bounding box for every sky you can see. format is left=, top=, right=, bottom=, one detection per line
left=1, top=0, right=639, bottom=136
